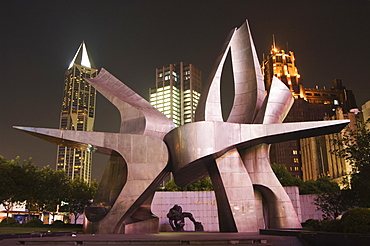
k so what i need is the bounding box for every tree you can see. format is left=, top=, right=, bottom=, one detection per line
left=334, top=119, right=370, bottom=207
left=299, top=177, right=340, bottom=195
left=161, top=177, right=213, bottom=191
left=0, top=156, right=23, bottom=219
left=37, top=166, right=69, bottom=220
left=271, top=163, right=340, bottom=195
left=19, top=158, right=42, bottom=220
left=313, top=189, right=353, bottom=219
left=63, top=179, right=97, bottom=224
left=271, top=163, right=302, bottom=187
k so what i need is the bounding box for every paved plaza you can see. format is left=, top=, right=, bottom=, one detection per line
left=1, top=232, right=305, bottom=246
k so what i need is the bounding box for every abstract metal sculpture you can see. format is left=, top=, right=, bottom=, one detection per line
left=14, top=20, right=349, bottom=234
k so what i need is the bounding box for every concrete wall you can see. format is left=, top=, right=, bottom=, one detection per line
left=283, top=186, right=303, bottom=222
left=300, top=194, right=321, bottom=221
left=1, top=189, right=322, bottom=229
left=152, top=191, right=219, bottom=232
left=152, top=188, right=322, bottom=232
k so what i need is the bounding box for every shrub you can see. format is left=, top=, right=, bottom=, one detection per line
left=320, top=219, right=343, bottom=232
left=341, top=208, right=370, bottom=233
left=25, top=218, right=43, bottom=227
left=301, top=219, right=321, bottom=231
left=0, top=217, right=18, bottom=225
left=51, top=220, right=66, bottom=227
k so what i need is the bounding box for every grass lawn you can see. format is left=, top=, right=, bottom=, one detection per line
left=0, top=225, right=83, bottom=234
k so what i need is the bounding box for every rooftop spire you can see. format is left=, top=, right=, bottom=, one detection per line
left=68, top=41, right=96, bottom=69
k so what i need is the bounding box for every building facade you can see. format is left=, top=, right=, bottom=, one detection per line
left=149, top=62, right=202, bottom=126
left=362, top=100, right=370, bottom=128
left=56, top=42, right=98, bottom=183
left=262, top=43, right=357, bottom=180
left=300, top=108, right=360, bottom=182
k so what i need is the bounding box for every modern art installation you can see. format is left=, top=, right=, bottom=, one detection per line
left=14, top=20, right=349, bottom=234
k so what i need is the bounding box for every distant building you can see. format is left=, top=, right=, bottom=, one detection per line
left=149, top=62, right=201, bottom=187
left=262, top=43, right=357, bottom=180
left=300, top=108, right=360, bottom=182
left=149, top=62, right=202, bottom=126
left=56, top=42, right=98, bottom=183
left=362, top=100, right=370, bottom=127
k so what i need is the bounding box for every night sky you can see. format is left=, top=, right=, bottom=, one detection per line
left=1, top=0, right=369, bottom=181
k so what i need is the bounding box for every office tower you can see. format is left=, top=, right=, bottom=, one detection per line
left=56, top=42, right=98, bottom=183
left=300, top=108, right=360, bottom=182
left=362, top=100, right=370, bottom=127
left=262, top=42, right=303, bottom=98
left=149, top=62, right=201, bottom=126
left=262, top=42, right=357, bottom=180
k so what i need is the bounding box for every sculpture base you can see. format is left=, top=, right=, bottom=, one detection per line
left=124, top=217, right=159, bottom=234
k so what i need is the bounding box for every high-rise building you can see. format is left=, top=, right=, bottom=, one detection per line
left=56, top=42, right=98, bottom=183
left=262, top=43, right=303, bottom=98
left=300, top=108, right=360, bottom=182
left=149, top=62, right=201, bottom=126
left=362, top=100, right=370, bottom=128
left=262, top=42, right=357, bottom=180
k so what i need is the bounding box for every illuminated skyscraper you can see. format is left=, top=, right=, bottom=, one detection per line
left=56, top=42, right=98, bottom=183
left=362, top=100, right=370, bottom=127
left=262, top=43, right=303, bottom=98
left=149, top=62, right=201, bottom=126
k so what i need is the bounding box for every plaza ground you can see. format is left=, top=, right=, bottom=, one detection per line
left=0, top=231, right=305, bottom=246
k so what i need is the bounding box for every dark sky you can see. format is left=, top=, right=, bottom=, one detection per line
left=1, top=0, right=369, bottom=181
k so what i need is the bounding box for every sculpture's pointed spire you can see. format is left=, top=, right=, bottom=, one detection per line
left=227, top=20, right=266, bottom=124
left=68, top=41, right=96, bottom=69
left=195, top=28, right=236, bottom=122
